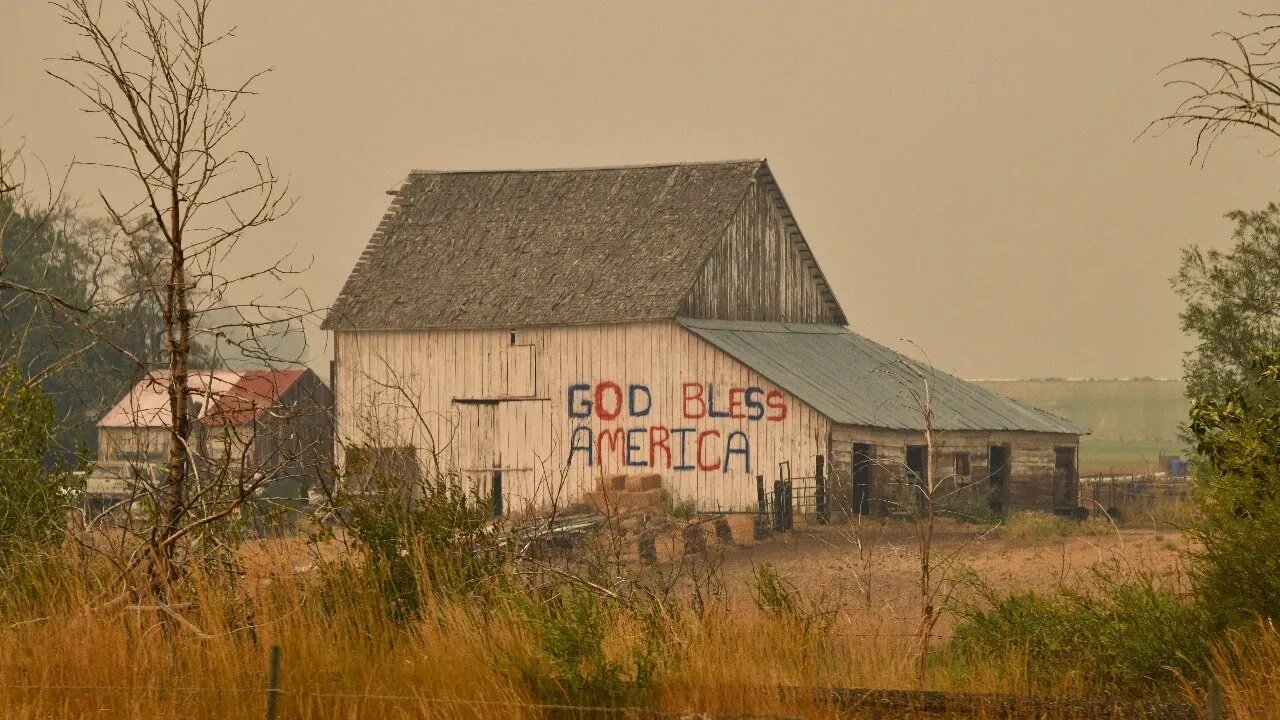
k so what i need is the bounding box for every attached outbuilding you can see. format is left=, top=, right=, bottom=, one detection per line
left=324, top=160, right=1086, bottom=518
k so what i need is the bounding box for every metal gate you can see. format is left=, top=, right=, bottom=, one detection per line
left=755, top=457, right=830, bottom=531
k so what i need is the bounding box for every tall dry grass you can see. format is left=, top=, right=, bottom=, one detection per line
left=0, top=537, right=1275, bottom=719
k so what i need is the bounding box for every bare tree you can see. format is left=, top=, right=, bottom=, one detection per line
left=879, top=345, right=1003, bottom=687
left=49, top=0, right=299, bottom=597
left=1150, top=12, right=1280, bottom=163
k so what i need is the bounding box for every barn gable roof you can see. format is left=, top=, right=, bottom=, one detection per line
left=323, top=160, right=843, bottom=330
left=678, top=318, right=1087, bottom=435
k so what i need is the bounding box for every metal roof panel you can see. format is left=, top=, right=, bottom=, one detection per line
left=678, top=318, right=1087, bottom=435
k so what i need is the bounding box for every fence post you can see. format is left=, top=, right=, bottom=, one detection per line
left=773, top=480, right=785, bottom=532
left=815, top=454, right=827, bottom=524
left=783, top=481, right=794, bottom=531
left=265, top=643, right=282, bottom=720
left=1207, top=676, right=1223, bottom=720
left=754, top=475, right=771, bottom=540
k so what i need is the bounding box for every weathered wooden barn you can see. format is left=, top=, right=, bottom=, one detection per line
left=324, top=160, right=1086, bottom=517
left=91, top=368, right=333, bottom=503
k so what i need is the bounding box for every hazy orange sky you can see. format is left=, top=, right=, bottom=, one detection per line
left=4, top=1, right=1279, bottom=380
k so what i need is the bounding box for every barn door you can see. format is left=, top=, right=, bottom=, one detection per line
left=1053, top=447, right=1078, bottom=511
left=988, top=445, right=1011, bottom=514
left=453, top=401, right=499, bottom=496
left=852, top=444, right=873, bottom=515
left=905, top=445, right=928, bottom=511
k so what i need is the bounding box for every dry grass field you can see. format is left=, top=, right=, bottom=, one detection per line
left=1, top=512, right=1275, bottom=719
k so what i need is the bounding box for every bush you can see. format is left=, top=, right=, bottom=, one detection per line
left=508, top=585, right=664, bottom=707
left=1186, top=355, right=1280, bottom=629
left=0, top=363, right=80, bottom=568
left=949, top=573, right=1207, bottom=696
left=331, top=450, right=505, bottom=621
left=995, top=511, right=1110, bottom=541
left=750, top=563, right=836, bottom=642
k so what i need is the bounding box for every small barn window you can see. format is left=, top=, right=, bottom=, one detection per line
left=953, top=452, right=971, bottom=477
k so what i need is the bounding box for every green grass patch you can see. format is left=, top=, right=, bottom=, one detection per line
left=974, top=379, right=1190, bottom=473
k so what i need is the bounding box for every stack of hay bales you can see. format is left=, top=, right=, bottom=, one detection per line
left=583, top=473, right=665, bottom=513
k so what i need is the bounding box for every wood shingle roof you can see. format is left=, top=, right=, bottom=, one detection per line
left=324, top=160, right=790, bottom=330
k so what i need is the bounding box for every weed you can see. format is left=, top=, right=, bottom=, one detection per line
left=750, top=563, right=837, bottom=641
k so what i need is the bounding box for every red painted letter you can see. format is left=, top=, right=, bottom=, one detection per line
left=648, top=426, right=671, bottom=469
left=596, top=428, right=626, bottom=465
left=682, top=382, right=705, bottom=419
left=595, top=381, right=623, bottom=420
left=766, top=390, right=788, bottom=421
left=696, top=429, right=722, bottom=471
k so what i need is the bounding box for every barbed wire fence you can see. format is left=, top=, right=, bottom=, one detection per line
left=0, top=643, right=1226, bottom=720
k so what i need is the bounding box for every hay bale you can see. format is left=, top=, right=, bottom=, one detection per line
left=626, top=473, right=663, bottom=492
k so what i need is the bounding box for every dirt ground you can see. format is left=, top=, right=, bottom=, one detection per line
left=635, top=513, right=1191, bottom=635
left=245, top=511, right=1190, bottom=638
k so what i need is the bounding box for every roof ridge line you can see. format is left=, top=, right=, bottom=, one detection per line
left=405, top=159, right=765, bottom=175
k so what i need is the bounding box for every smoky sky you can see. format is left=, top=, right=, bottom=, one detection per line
left=3, top=1, right=1277, bottom=379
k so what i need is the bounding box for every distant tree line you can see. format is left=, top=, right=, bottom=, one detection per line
left=0, top=195, right=218, bottom=464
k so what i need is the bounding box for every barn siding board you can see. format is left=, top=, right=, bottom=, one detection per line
left=334, top=321, right=829, bottom=513
left=680, top=177, right=838, bottom=324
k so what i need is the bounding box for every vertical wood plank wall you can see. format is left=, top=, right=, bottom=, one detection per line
left=334, top=321, right=830, bottom=513
left=680, top=178, right=838, bottom=324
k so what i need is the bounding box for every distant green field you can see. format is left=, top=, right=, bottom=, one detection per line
left=974, top=379, right=1189, bottom=473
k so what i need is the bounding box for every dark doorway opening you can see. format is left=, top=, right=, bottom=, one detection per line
left=988, top=445, right=1011, bottom=514
left=905, top=445, right=928, bottom=511
left=1054, top=446, right=1078, bottom=511
left=852, top=443, right=873, bottom=515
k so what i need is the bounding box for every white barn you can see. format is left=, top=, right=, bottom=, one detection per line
left=324, top=160, right=1084, bottom=517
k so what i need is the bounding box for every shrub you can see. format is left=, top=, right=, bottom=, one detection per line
left=0, top=363, right=80, bottom=568
left=1186, top=354, right=1280, bottom=629
left=508, top=585, right=664, bottom=707
left=996, top=511, right=1110, bottom=541
left=949, top=573, right=1208, bottom=696
left=937, top=499, right=1002, bottom=526
left=331, top=450, right=505, bottom=621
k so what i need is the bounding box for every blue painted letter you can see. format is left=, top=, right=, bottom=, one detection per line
left=568, top=384, right=592, bottom=417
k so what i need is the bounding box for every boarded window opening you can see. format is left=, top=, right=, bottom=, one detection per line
left=953, top=452, right=971, bottom=478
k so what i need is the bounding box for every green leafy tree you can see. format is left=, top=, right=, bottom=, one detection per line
left=1, top=197, right=215, bottom=464
left=1174, top=204, right=1280, bottom=404
left=1187, top=349, right=1280, bottom=627
left=0, top=197, right=113, bottom=461
left=0, top=363, right=80, bottom=563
